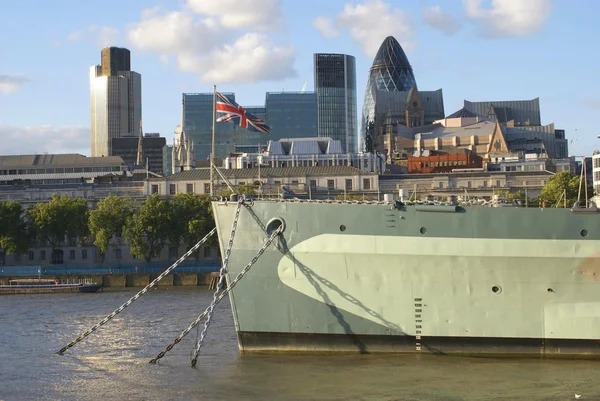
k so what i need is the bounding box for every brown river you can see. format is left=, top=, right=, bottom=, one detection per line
left=1, top=287, right=599, bottom=400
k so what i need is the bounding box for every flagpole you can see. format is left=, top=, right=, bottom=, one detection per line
left=210, top=85, right=216, bottom=196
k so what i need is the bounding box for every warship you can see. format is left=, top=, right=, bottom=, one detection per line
left=212, top=195, right=600, bottom=358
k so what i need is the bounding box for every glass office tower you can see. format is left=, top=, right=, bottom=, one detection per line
left=183, top=91, right=319, bottom=160
left=314, top=53, right=357, bottom=153
left=361, top=36, right=416, bottom=151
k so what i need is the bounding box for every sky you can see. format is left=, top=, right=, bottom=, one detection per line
left=0, top=0, right=599, bottom=158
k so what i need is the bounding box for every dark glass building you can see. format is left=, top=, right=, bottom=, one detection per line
left=112, top=134, right=166, bottom=175
left=100, top=47, right=131, bottom=77
left=183, top=92, right=318, bottom=160
left=266, top=91, right=317, bottom=141
left=314, top=53, right=357, bottom=153
left=361, top=36, right=417, bottom=150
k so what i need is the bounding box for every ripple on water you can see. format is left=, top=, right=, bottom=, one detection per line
left=2, top=288, right=600, bottom=401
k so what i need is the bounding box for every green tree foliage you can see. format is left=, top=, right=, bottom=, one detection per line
left=335, top=193, right=364, bottom=201
left=88, top=195, right=134, bottom=260
left=123, top=194, right=172, bottom=262
left=28, top=195, right=89, bottom=261
left=170, top=193, right=216, bottom=260
left=538, top=171, right=593, bottom=207
left=218, top=183, right=258, bottom=197
left=0, top=201, right=29, bottom=262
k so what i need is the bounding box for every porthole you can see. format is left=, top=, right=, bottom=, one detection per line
left=340, top=225, right=346, bottom=232
left=420, top=227, right=427, bottom=235
left=492, top=285, right=502, bottom=294
left=581, top=229, right=588, bottom=237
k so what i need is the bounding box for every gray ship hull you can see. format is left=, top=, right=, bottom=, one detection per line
left=212, top=199, right=600, bottom=358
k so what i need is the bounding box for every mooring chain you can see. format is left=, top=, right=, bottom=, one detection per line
left=190, top=198, right=243, bottom=366
left=57, top=227, right=217, bottom=355
left=149, top=224, right=283, bottom=365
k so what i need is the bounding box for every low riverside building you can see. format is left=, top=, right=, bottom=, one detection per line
left=145, top=166, right=379, bottom=198
left=407, top=149, right=483, bottom=173
left=0, top=153, right=129, bottom=185
left=0, top=153, right=152, bottom=207
left=380, top=169, right=555, bottom=199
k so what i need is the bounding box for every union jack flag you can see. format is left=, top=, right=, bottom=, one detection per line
left=216, top=92, right=270, bottom=134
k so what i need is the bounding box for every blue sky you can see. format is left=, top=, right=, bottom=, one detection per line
left=0, top=0, right=599, bottom=158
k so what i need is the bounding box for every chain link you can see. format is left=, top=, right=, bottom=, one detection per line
left=149, top=224, right=283, bottom=365
left=57, top=227, right=217, bottom=355
left=190, top=198, right=243, bottom=366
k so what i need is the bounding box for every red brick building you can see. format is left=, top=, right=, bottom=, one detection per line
left=408, top=150, right=483, bottom=174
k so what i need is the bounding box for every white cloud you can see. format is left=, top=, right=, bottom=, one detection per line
left=187, top=0, right=281, bottom=30
left=0, top=125, right=90, bottom=155
left=315, top=0, right=414, bottom=57
left=196, top=33, right=296, bottom=83
left=464, top=0, right=552, bottom=37
left=126, top=4, right=296, bottom=84
left=66, top=25, right=120, bottom=47
left=313, top=17, right=339, bottom=38
left=0, top=75, right=29, bottom=94
left=423, top=6, right=462, bottom=35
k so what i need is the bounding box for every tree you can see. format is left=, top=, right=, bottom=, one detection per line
left=218, top=183, right=258, bottom=197
left=88, top=195, right=134, bottom=261
left=28, top=195, right=89, bottom=263
left=538, top=171, right=593, bottom=207
left=0, top=201, right=29, bottom=264
left=335, top=193, right=364, bottom=201
left=170, top=193, right=216, bottom=261
left=123, top=194, right=172, bottom=263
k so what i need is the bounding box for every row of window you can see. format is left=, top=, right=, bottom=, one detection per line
left=12, top=247, right=213, bottom=262
left=158, top=178, right=373, bottom=195
left=0, top=166, right=123, bottom=175
left=14, top=249, right=89, bottom=262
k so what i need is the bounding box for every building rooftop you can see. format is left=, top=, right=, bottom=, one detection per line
left=0, top=154, right=125, bottom=167
left=164, top=166, right=375, bottom=181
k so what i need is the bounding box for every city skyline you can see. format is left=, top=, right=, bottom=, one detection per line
left=0, top=0, right=599, bottom=158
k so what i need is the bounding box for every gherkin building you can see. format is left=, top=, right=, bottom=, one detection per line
left=361, top=36, right=417, bottom=151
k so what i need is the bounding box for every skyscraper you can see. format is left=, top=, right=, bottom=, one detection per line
left=314, top=53, right=357, bottom=153
left=361, top=36, right=444, bottom=154
left=90, top=46, right=142, bottom=157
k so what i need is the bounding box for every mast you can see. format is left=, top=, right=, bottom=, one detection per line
left=210, top=85, right=216, bottom=196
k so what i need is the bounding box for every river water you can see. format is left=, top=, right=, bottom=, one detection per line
left=1, top=287, right=599, bottom=401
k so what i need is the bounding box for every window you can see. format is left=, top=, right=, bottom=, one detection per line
left=310, top=180, right=317, bottom=188
left=169, top=247, right=178, bottom=259
left=496, top=180, right=501, bottom=187
left=14, top=253, right=21, bottom=262
left=291, top=180, right=299, bottom=184
left=69, top=250, right=76, bottom=260
left=327, top=179, right=335, bottom=190
left=363, top=178, right=371, bottom=190
left=345, top=179, right=352, bottom=191
left=28, top=251, right=34, bottom=261
left=239, top=181, right=245, bottom=185
left=186, top=183, right=193, bottom=193
left=115, top=248, right=122, bottom=259
left=169, top=184, right=176, bottom=195
left=204, top=183, right=210, bottom=193
left=204, top=247, right=211, bottom=258
left=82, top=249, right=88, bottom=260
left=151, top=184, right=159, bottom=194
left=40, top=250, right=46, bottom=260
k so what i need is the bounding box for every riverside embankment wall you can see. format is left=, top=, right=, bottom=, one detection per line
left=0, top=272, right=219, bottom=287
